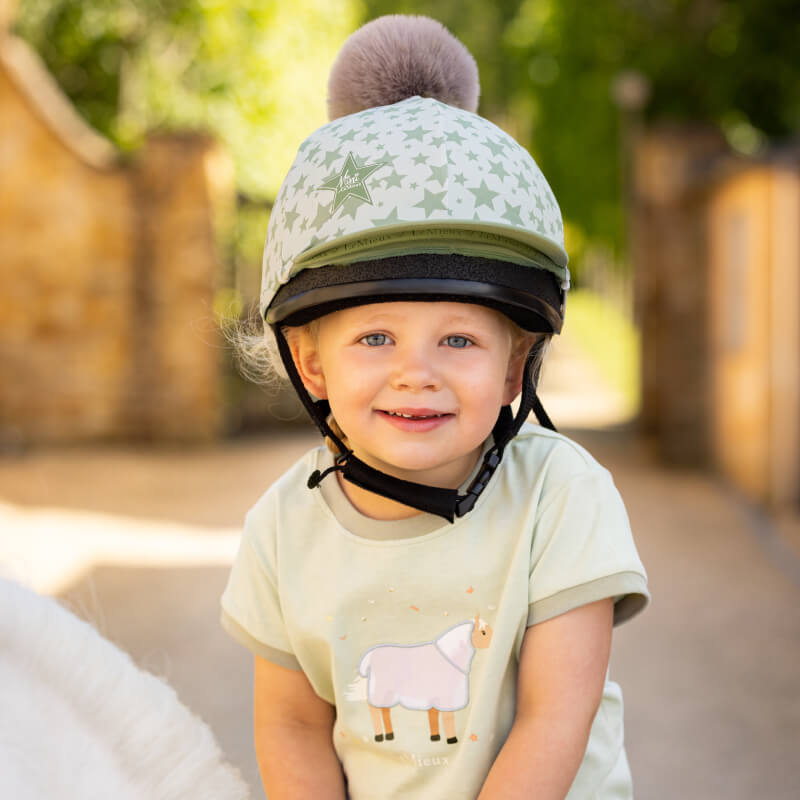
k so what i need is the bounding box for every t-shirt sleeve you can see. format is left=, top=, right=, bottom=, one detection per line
left=220, top=503, right=301, bottom=670
left=527, top=467, right=649, bottom=627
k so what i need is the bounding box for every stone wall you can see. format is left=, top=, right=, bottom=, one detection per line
left=0, top=32, right=233, bottom=445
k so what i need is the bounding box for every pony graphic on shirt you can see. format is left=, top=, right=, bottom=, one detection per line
left=345, top=614, right=493, bottom=744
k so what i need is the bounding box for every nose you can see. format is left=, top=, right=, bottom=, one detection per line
left=389, top=343, right=441, bottom=392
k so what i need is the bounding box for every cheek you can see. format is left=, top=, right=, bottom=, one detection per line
left=323, top=363, right=377, bottom=425
left=456, top=357, right=510, bottom=409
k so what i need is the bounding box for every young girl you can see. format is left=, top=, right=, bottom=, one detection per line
left=221, top=15, right=648, bottom=799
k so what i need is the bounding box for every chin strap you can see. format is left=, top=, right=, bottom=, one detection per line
left=275, top=330, right=556, bottom=522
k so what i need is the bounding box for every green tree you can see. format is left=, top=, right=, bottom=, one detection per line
left=15, top=0, right=363, bottom=198
left=363, top=0, right=800, bottom=275
left=16, top=0, right=800, bottom=276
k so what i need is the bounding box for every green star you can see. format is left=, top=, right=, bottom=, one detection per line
left=409, top=182, right=418, bottom=191
left=466, top=150, right=479, bottom=162
left=515, top=171, right=531, bottom=191
left=431, top=136, right=446, bottom=147
left=489, top=160, right=509, bottom=181
left=293, top=173, right=307, bottom=191
left=404, top=125, right=428, bottom=142
left=306, top=144, right=321, bottom=161
left=373, top=206, right=405, bottom=226
left=312, top=201, right=334, bottom=229
left=414, top=188, right=448, bottom=216
left=364, top=132, right=379, bottom=145
left=468, top=179, right=500, bottom=211
left=456, top=116, right=475, bottom=129
left=483, top=138, right=506, bottom=158
left=453, top=173, right=467, bottom=186
left=429, top=163, right=449, bottom=186
left=322, top=149, right=340, bottom=169
left=501, top=202, right=523, bottom=226
left=383, top=172, right=405, bottom=189
left=338, top=194, right=364, bottom=220
left=306, top=234, right=324, bottom=251
left=318, top=152, right=386, bottom=213
left=413, top=153, right=427, bottom=166
left=283, top=204, right=300, bottom=231
left=445, top=130, right=466, bottom=145
left=340, top=129, right=357, bottom=143
left=535, top=195, right=546, bottom=214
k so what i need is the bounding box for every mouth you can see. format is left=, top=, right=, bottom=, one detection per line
left=375, top=408, right=455, bottom=432
left=378, top=408, right=454, bottom=420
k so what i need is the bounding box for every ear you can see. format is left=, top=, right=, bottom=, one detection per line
left=502, top=333, right=539, bottom=405
left=286, top=326, right=328, bottom=399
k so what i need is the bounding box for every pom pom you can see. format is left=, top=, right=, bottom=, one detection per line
left=327, top=15, right=480, bottom=120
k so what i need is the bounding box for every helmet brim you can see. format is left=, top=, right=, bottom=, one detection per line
left=265, top=254, right=564, bottom=333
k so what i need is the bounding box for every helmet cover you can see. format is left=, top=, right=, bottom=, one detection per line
left=260, top=95, right=569, bottom=322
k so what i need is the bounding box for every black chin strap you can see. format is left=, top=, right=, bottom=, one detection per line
left=275, top=330, right=556, bottom=522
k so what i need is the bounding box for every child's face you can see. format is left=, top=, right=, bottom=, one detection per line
left=290, top=301, right=532, bottom=489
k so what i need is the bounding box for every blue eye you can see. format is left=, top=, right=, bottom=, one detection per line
left=444, top=335, right=472, bottom=348
left=362, top=333, right=388, bottom=346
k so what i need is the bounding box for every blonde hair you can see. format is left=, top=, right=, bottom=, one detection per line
left=227, top=311, right=287, bottom=387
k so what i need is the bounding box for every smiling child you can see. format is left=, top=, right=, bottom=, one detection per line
left=221, top=15, right=648, bottom=800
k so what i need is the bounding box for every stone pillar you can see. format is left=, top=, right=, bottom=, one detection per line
left=632, top=127, right=727, bottom=464
left=125, top=134, right=234, bottom=440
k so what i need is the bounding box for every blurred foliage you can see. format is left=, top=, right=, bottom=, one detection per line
left=14, top=0, right=363, bottom=198
left=364, top=0, right=800, bottom=278
left=14, top=0, right=800, bottom=283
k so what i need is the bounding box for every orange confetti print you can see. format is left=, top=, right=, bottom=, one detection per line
left=470, top=734, right=478, bottom=742
left=466, top=586, right=474, bottom=594
left=410, top=605, right=420, bottom=612
left=339, top=635, right=347, bottom=640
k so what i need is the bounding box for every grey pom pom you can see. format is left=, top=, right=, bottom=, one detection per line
left=327, top=15, right=480, bottom=120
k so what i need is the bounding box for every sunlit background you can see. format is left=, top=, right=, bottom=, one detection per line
left=1, top=0, right=799, bottom=797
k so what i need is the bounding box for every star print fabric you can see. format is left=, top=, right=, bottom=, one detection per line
left=260, top=96, right=568, bottom=318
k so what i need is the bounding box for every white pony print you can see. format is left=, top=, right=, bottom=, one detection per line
left=346, top=614, right=493, bottom=744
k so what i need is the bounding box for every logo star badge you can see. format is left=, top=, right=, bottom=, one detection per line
left=318, top=152, right=386, bottom=213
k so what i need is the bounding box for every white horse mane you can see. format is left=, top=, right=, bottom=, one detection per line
left=0, top=577, right=248, bottom=799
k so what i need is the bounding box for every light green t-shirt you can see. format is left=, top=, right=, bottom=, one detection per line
left=221, top=425, right=649, bottom=799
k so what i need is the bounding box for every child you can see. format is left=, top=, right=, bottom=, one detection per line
left=221, top=15, right=648, bottom=800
